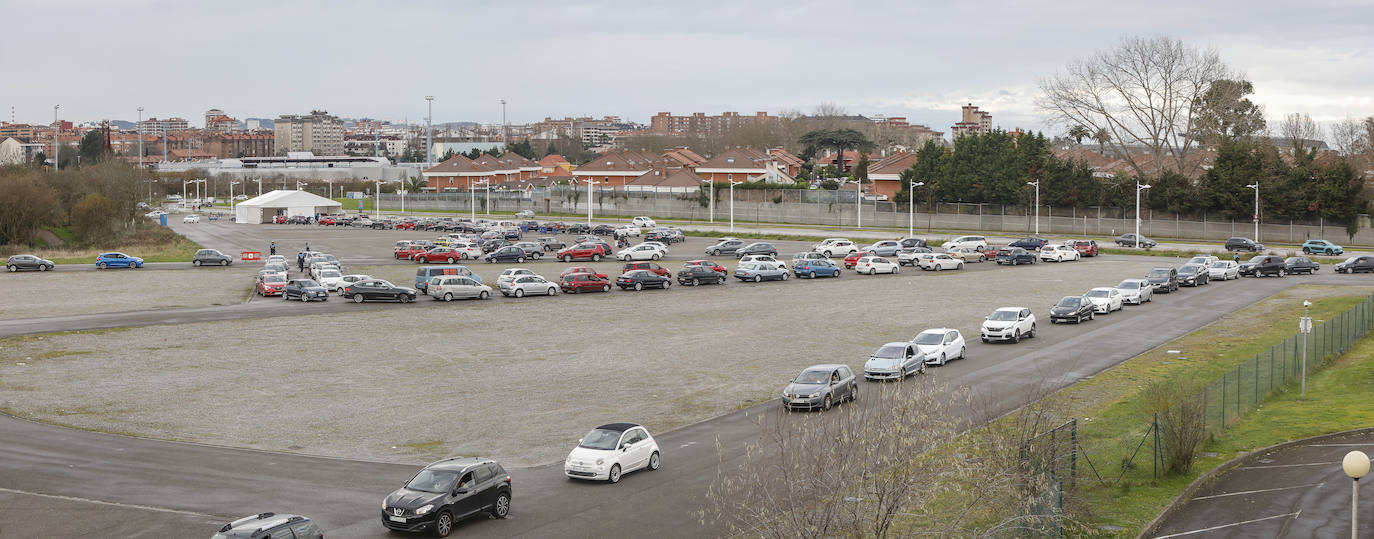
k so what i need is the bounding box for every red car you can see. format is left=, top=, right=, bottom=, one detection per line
left=556, top=243, right=606, bottom=262
left=395, top=221, right=417, bottom=230
left=980, top=245, right=1003, bottom=260
left=398, top=245, right=429, bottom=260
left=414, top=247, right=468, bottom=264
left=1071, top=240, right=1099, bottom=257
left=560, top=272, right=612, bottom=294
left=273, top=215, right=288, bottom=224
left=842, top=250, right=876, bottom=269
left=318, top=216, right=336, bottom=226
left=684, top=260, right=727, bottom=275
left=255, top=275, right=286, bottom=296
left=622, top=261, right=671, bottom=278
left=559, top=266, right=608, bottom=280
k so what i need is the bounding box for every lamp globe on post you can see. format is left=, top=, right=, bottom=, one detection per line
left=1344, top=450, right=1370, bottom=539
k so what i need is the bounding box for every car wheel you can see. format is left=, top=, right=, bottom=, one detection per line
left=444, top=293, right=454, bottom=302
left=939, top=353, right=947, bottom=366
left=431, top=511, right=453, bottom=537
left=352, top=295, right=364, bottom=303
left=957, top=263, right=964, bottom=270
left=592, top=254, right=602, bottom=262
left=491, top=491, right=512, bottom=519
left=5, top=265, right=14, bottom=272
left=692, top=278, right=700, bottom=286
left=652, top=253, right=660, bottom=260
left=446, top=257, right=455, bottom=263
left=808, top=271, right=817, bottom=279
left=648, top=451, right=660, bottom=471
left=823, top=250, right=832, bottom=257
left=479, top=290, right=490, bottom=299
left=602, top=285, right=611, bottom=292
left=1089, top=311, right=1095, bottom=321
left=753, top=275, right=761, bottom=283
left=517, top=257, right=525, bottom=263
left=563, top=255, right=572, bottom=263
left=97, top=262, right=107, bottom=269
left=633, top=282, right=643, bottom=291
left=1012, top=330, right=1021, bottom=344
left=486, top=258, right=494, bottom=263
left=934, top=264, right=941, bottom=272
left=662, top=281, right=670, bottom=289
left=781, top=272, right=789, bottom=280
left=193, top=259, right=202, bottom=267
left=1011, top=259, right=1018, bottom=266
left=399, top=294, right=411, bottom=303
left=1302, top=247, right=1311, bottom=254
left=959, top=346, right=966, bottom=360
left=822, top=394, right=833, bottom=411
left=513, top=288, right=525, bottom=298
left=608, top=464, right=622, bottom=483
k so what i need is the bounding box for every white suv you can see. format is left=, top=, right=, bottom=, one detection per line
left=944, top=235, right=988, bottom=251
left=631, top=216, right=657, bottom=228
left=1039, top=244, right=1080, bottom=262
left=812, top=239, right=858, bottom=257
left=981, top=307, right=1037, bottom=343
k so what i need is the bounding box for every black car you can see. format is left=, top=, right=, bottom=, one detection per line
left=1336, top=256, right=1374, bottom=274
left=1225, top=237, right=1265, bottom=252
left=995, top=247, right=1037, bottom=265
left=214, top=512, right=323, bottom=539
left=735, top=242, right=778, bottom=259
left=382, top=456, right=512, bottom=537
left=1009, top=237, right=1048, bottom=251
left=1115, top=234, right=1157, bottom=248
left=705, top=240, right=747, bottom=256
left=1146, top=267, right=1178, bottom=292
left=657, top=229, right=686, bottom=244
left=591, top=224, right=617, bottom=236
left=1177, top=263, right=1210, bottom=286
left=537, top=237, right=565, bottom=251
left=484, top=246, right=527, bottom=264
left=899, top=237, right=927, bottom=249
left=192, top=249, right=233, bottom=267
left=566, top=223, right=591, bottom=234
left=617, top=269, right=671, bottom=290
left=283, top=279, right=329, bottom=302
left=1239, top=255, right=1285, bottom=277
left=6, top=254, right=54, bottom=272
left=1284, top=257, right=1320, bottom=275
left=677, top=265, right=726, bottom=286
left=343, top=279, right=418, bottom=303
left=480, top=239, right=511, bottom=253
left=1049, top=295, right=1095, bottom=324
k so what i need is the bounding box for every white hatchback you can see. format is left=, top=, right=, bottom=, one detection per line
left=496, top=268, right=536, bottom=288
left=1084, top=287, right=1124, bottom=313
left=1040, top=244, right=1080, bottom=262
left=565, top=423, right=660, bottom=483
left=631, top=216, right=657, bottom=228
left=738, top=254, right=779, bottom=266
left=981, top=307, right=1037, bottom=343
left=918, top=253, right=963, bottom=271
left=813, top=239, right=858, bottom=257
left=1115, top=279, right=1154, bottom=304
left=1208, top=260, right=1240, bottom=280
left=944, top=235, right=988, bottom=251
left=499, top=274, right=557, bottom=297
left=427, top=275, right=492, bottom=301
left=855, top=256, right=899, bottom=275
left=182, top=214, right=200, bottom=223
left=912, top=328, right=966, bottom=366
left=331, top=274, right=373, bottom=294
left=616, top=244, right=664, bottom=261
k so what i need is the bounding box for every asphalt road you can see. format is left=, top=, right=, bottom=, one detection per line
left=0, top=265, right=1360, bottom=537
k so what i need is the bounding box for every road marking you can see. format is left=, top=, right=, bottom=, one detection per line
left=1190, top=482, right=1323, bottom=500
left=1310, top=443, right=1374, bottom=447
left=0, top=486, right=224, bottom=519
left=1151, top=511, right=1300, bottom=538
left=1240, top=461, right=1339, bottom=469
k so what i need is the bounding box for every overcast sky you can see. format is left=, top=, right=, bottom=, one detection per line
left=4, top=0, right=1371, bottom=138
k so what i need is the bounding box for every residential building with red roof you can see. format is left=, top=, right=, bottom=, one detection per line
left=866, top=152, right=920, bottom=199
left=571, top=150, right=659, bottom=187
left=422, top=155, right=495, bottom=191
left=625, top=167, right=706, bottom=193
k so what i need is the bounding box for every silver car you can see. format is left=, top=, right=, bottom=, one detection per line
left=427, top=275, right=492, bottom=301
left=499, top=274, right=557, bottom=298
left=1115, top=279, right=1154, bottom=305
left=863, top=342, right=924, bottom=381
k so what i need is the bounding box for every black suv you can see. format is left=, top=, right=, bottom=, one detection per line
left=1146, top=267, right=1178, bottom=293
left=192, top=249, right=233, bottom=267
left=1225, top=237, right=1265, bottom=252
left=214, top=512, right=322, bottom=539
left=382, top=457, right=512, bottom=537
left=1239, top=255, right=1285, bottom=277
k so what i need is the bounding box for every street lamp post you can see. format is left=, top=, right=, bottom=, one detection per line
left=1136, top=181, right=1152, bottom=248
left=729, top=180, right=744, bottom=232
left=908, top=181, right=925, bottom=238
left=1027, top=181, right=1040, bottom=235
left=500, top=99, right=507, bottom=144
left=230, top=181, right=240, bottom=212
left=374, top=181, right=383, bottom=217
left=700, top=179, right=715, bottom=223
left=137, top=106, right=144, bottom=168
left=253, top=177, right=262, bottom=197
left=425, top=96, right=434, bottom=169
left=584, top=179, right=600, bottom=227
left=53, top=104, right=60, bottom=171
left=1301, top=300, right=1313, bottom=398
left=856, top=180, right=863, bottom=229
left=1343, top=450, right=1370, bottom=539
left=1246, top=183, right=1260, bottom=241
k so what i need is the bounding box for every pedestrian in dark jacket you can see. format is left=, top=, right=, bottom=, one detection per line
left=270, top=242, right=277, bottom=255
left=298, top=253, right=306, bottom=272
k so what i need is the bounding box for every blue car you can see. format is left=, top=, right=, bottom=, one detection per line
left=1301, top=239, right=1343, bottom=256
left=793, top=259, right=841, bottom=279
left=484, top=246, right=527, bottom=263
left=860, top=240, right=902, bottom=257
left=95, top=252, right=144, bottom=269
left=734, top=262, right=790, bottom=282
left=995, top=247, right=1038, bottom=266
left=1008, top=237, right=1048, bottom=251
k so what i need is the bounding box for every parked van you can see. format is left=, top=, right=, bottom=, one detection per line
left=415, top=265, right=479, bottom=292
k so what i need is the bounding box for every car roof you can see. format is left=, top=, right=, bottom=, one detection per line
left=879, top=342, right=910, bottom=347
left=804, top=363, right=848, bottom=371
left=994, top=306, right=1026, bottom=312
left=594, top=422, right=640, bottom=432
left=218, top=512, right=309, bottom=537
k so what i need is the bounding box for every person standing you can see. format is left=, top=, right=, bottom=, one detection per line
left=270, top=241, right=277, bottom=256
left=297, top=252, right=306, bottom=272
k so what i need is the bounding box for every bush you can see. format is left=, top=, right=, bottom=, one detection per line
left=69, top=193, right=118, bottom=245
left=0, top=169, right=61, bottom=244
left=1139, top=375, right=1208, bottom=474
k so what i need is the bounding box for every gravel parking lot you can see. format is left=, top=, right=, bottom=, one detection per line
left=0, top=253, right=1175, bottom=467
left=0, top=267, right=252, bottom=320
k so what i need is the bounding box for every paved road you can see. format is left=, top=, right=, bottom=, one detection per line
left=0, top=266, right=1357, bottom=537
left=1150, top=429, right=1374, bottom=538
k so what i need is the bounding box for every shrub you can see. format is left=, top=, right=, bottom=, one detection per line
left=1138, top=375, right=1208, bottom=474
left=69, top=193, right=118, bottom=245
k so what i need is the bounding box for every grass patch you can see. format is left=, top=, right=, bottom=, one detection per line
left=39, top=229, right=201, bottom=265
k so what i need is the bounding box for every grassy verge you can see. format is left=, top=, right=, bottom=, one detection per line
left=33, top=226, right=201, bottom=264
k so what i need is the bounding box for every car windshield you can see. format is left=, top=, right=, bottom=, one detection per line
left=406, top=469, right=458, bottom=494
left=794, top=369, right=833, bottom=384
left=297, top=280, right=320, bottom=287
left=1117, top=280, right=1140, bottom=289
left=579, top=429, right=622, bottom=450
left=1210, top=261, right=1228, bottom=268
left=1189, top=257, right=1208, bottom=264
left=872, top=345, right=906, bottom=359
left=1179, top=266, right=1199, bottom=275
left=912, top=332, right=943, bottom=345
left=988, top=310, right=1018, bottom=321
left=1085, top=289, right=1109, bottom=298
left=1056, top=297, right=1081, bottom=307
left=320, top=271, right=341, bottom=278
left=1147, top=269, right=1170, bottom=279
left=1345, top=257, right=1361, bottom=264
left=1248, top=256, right=1267, bottom=263
left=739, top=263, right=758, bottom=271
left=263, top=275, right=285, bottom=283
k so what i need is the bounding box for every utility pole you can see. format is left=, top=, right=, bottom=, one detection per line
left=1135, top=181, right=1151, bottom=248
left=53, top=104, right=60, bottom=171
left=137, top=106, right=144, bottom=168
left=1246, top=183, right=1260, bottom=241
left=1027, top=181, right=1040, bottom=235
left=425, top=96, right=434, bottom=168
left=500, top=99, right=507, bottom=146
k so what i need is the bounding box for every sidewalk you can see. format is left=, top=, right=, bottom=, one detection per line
left=1149, top=429, right=1374, bottom=538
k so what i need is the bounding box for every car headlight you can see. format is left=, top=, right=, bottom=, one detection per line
left=595, top=458, right=605, bottom=466
left=415, top=504, right=433, bottom=515
left=382, top=499, right=388, bottom=510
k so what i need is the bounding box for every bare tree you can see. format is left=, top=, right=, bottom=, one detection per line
left=1278, top=112, right=1322, bottom=153
left=1328, top=116, right=1370, bottom=156
left=1038, top=36, right=1233, bottom=177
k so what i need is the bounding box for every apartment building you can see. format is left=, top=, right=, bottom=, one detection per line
left=205, top=132, right=275, bottom=158
left=274, top=110, right=344, bottom=156
left=137, top=117, right=190, bottom=134
left=950, top=104, right=992, bottom=139
left=649, top=111, right=773, bottom=138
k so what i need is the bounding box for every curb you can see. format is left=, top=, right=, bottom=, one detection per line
left=1136, top=425, right=1374, bottom=538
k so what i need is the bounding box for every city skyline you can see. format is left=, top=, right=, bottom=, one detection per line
left=4, top=0, right=1372, bottom=138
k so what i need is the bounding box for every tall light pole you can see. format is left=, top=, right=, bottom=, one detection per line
left=1027, top=181, right=1040, bottom=235
left=253, top=177, right=262, bottom=197
left=1343, top=451, right=1369, bottom=539
left=425, top=96, right=434, bottom=169
left=499, top=99, right=507, bottom=145
left=1246, top=182, right=1260, bottom=241
left=1300, top=300, right=1312, bottom=398
left=1135, top=181, right=1151, bottom=248
left=729, top=180, right=744, bottom=232
left=325, top=179, right=333, bottom=200
left=52, top=104, right=60, bottom=171
left=700, top=179, right=715, bottom=223
left=856, top=180, right=863, bottom=229
left=230, top=181, right=240, bottom=212
left=374, top=180, right=383, bottom=216
left=908, top=181, right=925, bottom=238
left=162, top=124, right=168, bottom=163
left=584, top=179, right=600, bottom=227
left=137, top=106, right=144, bottom=168
left=470, top=178, right=483, bottom=221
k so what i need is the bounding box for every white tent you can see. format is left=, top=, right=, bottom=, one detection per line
left=234, top=190, right=343, bottom=224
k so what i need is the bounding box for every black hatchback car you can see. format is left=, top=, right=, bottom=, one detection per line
left=1336, top=256, right=1374, bottom=274
left=283, top=279, right=329, bottom=301
left=617, top=269, right=672, bottom=290
left=677, top=264, right=726, bottom=286
left=1177, top=264, right=1210, bottom=286
left=484, top=246, right=527, bottom=264
left=6, top=254, right=54, bottom=272
left=1049, top=295, right=1095, bottom=324
left=1239, top=255, right=1285, bottom=277
left=342, top=279, right=418, bottom=303
left=1009, top=236, right=1048, bottom=250
left=382, top=456, right=512, bottom=537
left=1225, top=237, right=1265, bottom=252
left=214, top=512, right=322, bottom=539
left=735, top=242, right=778, bottom=259
left=1284, top=256, right=1321, bottom=275
left=995, top=247, right=1037, bottom=265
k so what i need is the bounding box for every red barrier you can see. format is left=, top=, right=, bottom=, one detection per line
left=241, top=251, right=261, bottom=261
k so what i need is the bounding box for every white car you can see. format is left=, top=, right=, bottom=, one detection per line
left=232, top=194, right=248, bottom=201
left=500, top=274, right=557, bottom=297
left=1115, top=279, right=1154, bottom=304
left=813, top=239, right=859, bottom=257
left=1039, top=244, right=1080, bottom=262
left=614, top=224, right=641, bottom=238
left=182, top=214, right=200, bottom=223
left=1208, top=260, right=1240, bottom=280
left=451, top=242, right=483, bottom=260
left=1084, top=287, right=1125, bottom=313
left=496, top=268, right=536, bottom=288
left=639, top=241, right=669, bottom=254
left=918, top=253, right=963, bottom=271
left=427, top=275, right=492, bottom=301
left=944, top=235, right=988, bottom=251
left=265, top=255, right=287, bottom=265
left=981, top=307, right=1038, bottom=343
left=863, top=342, right=925, bottom=381
left=738, top=254, right=780, bottom=266
left=855, top=256, right=899, bottom=275
left=331, top=274, right=373, bottom=294
left=315, top=269, right=345, bottom=291
left=912, top=328, right=966, bottom=366
left=145, top=210, right=168, bottom=218
left=309, top=262, right=340, bottom=280
left=564, top=423, right=660, bottom=483
left=631, top=216, right=657, bottom=228
left=1189, top=255, right=1220, bottom=268
left=896, top=249, right=925, bottom=266
left=616, top=244, right=664, bottom=261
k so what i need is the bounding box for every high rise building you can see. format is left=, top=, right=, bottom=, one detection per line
left=950, top=104, right=992, bottom=139
left=137, top=117, right=190, bottom=134
left=650, top=111, right=773, bottom=138
left=273, top=110, right=344, bottom=155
